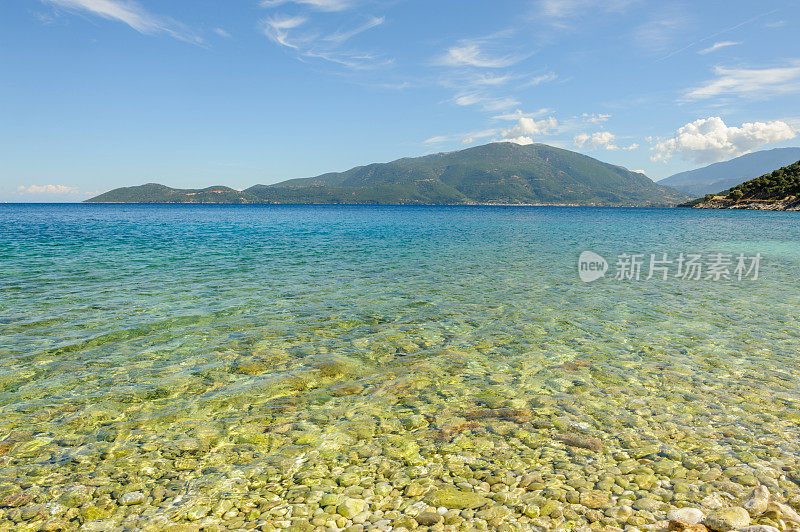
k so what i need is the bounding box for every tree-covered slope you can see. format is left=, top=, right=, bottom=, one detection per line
left=246, top=143, right=688, bottom=205
left=87, top=143, right=690, bottom=206
left=683, top=159, right=800, bottom=210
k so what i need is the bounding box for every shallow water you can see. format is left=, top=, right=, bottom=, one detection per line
left=1, top=204, right=799, bottom=531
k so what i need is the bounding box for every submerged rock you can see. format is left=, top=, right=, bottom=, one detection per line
left=667, top=507, right=705, bottom=525
left=426, top=488, right=489, bottom=509
left=705, top=507, right=750, bottom=532
left=555, top=433, right=603, bottom=451
left=742, top=486, right=770, bottom=517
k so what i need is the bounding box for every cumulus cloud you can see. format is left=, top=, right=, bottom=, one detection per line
left=698, top=41, right=740, bottom=55
left=17, top=184, right=79, bottom=194
left=650, top=116, right=796, bottom=164
left=42, top=0, right=200, bottom=43
left=574, top=131, right=638, bottom=151
left=499, top=116, right=559, bottom=145
left=686, top=61, right=800, bottom=100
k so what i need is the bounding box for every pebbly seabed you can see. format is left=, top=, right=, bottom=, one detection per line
left=1, top=204, right=800, bottom=532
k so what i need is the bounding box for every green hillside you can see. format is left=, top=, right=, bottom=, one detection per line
left=86, top=142, right=690, bottom=206
left=724, top=159, right=800, bottom=201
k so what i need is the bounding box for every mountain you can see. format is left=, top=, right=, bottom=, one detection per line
left=86, top=183, right=255, bottom=203
left=86, top=142, right=689, bottom=206
left=659, top=147, right=800, bottom=197
left=685, top=159, right=800, bottom=211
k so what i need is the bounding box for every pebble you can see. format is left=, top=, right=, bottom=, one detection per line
left=742, top=486, right=770, bottom=517
left=667, top=507, right=705, bottom=525
left=415, top=511, right=441, bottom=526
left=705, top=507, right=751, bottom=532
left=337, top=498, right=366, bottom=518
left=120, top=491, right=145, bottom=505
left=425, top=488, right=489, bottom=510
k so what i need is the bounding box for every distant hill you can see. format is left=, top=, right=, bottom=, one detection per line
left=86, top=142, right=689, bottom=206
left=659, top=147, right=800, bottom=197
left=685, top=159, right=800, bottom=210
left=86, top=183, right=255, bottom=203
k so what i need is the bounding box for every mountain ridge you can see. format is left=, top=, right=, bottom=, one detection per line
left=659, top=147, right=800, bottom=197
left=86, top=142, right=689, bottom=206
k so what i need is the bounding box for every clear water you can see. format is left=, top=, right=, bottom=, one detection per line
left=1, top=204, right=799, bottom=530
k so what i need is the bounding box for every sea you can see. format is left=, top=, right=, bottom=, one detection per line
left=1, top=204, right=799, bottom=530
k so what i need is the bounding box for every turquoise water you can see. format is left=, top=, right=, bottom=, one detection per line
left=1, top=204, right=800, bottom=531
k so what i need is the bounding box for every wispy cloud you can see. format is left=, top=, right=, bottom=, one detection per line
left=698, top=41, right=740, bottom=55
left=650, top=116, right=795, bottom=163
left=633, top=7, right=690, bottom=52
left=581, top=112, right=611, bottom=123
left=324, top=16, right=384, bottom=44
left=42, top=0, right=201, bottom=44
left=17, top=184, right=80, bottom=194
left=435, top=42, right=527, bottom=69
left=537, top=0, right=638, bottom=20
left=261, top=0, right=354, bottom=12
left=213, top=27, right=232, bottom=38
left=262, top=15, right=307, bottom=49
left=658, top=9, right=776, bottom=61
left=453, top=93, right=519, bottom=112
left=493, top=108, right=554, bottom=121
left=260, top=2, right=387, bottom=69
left=685, top=61, right=800, bottom=100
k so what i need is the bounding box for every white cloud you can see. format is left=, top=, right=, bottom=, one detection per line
left=43, top=0, right=200, bottom=43
left=493, top=108, right=553, bottom=121
left=261, top=0, right=353, bottom=11
left=685, top=61, right=800, bottom=100
left=453, top=93, right=519, bottom=112
left=633, top=8, right=690, bottom=52
left=650, top=116, right=796, bottom=164
left=324, top=16, right=384, bottom=44
left=260, top=5, right=386, bottom=69
left=262, top=15, right=307, bottom=49
left=523, top=72, right=558, bottom=87
left=425, top=128, right=499, bottom=145
left=581, top=113, right=611, bottom=123
left=17, top=184, right=79, bottom=194
left=499, top=116, right=559, bottom=145
left=698, top=41, right=740, bottom=55
left=537, top=0, right=638, bottom=19
left=574, top=131, right=638, bottom=151
left=213, top=28, right=231, bottom=38
left=436, top=43, right=526, bottom=69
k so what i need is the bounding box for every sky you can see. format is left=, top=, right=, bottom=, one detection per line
left=1, top=0, right=800, bottom=202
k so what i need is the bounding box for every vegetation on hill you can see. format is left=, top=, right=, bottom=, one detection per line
left=86, top=143, right=690, bottom=206
left=681, top=159, right=800, bottom=210
left=724, top=159, right=800, bottom=200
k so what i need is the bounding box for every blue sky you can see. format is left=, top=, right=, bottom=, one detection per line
left=2, top=0, right=799, bottom=201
